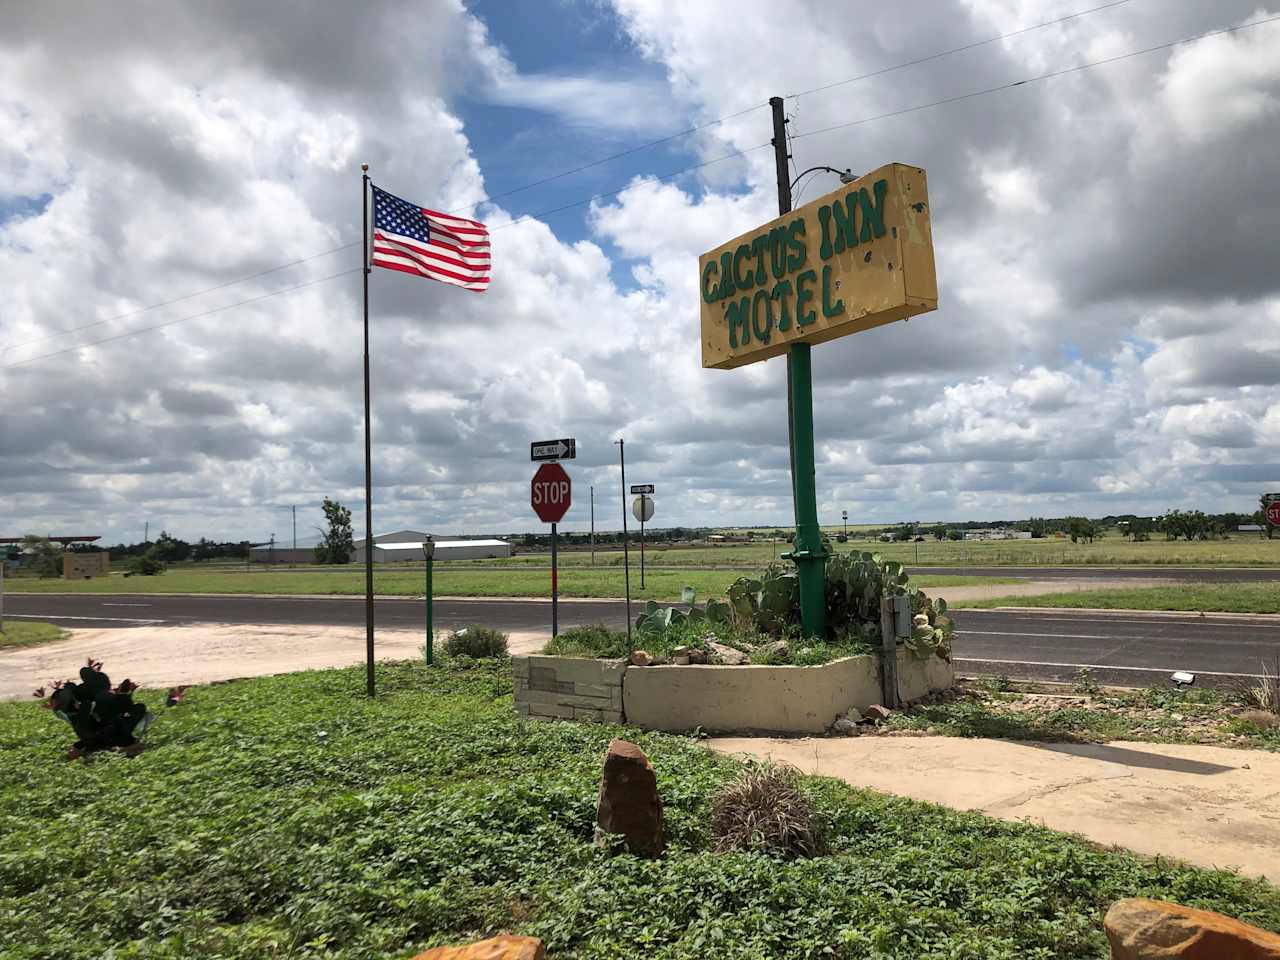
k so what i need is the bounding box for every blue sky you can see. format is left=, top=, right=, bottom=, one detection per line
left=455, top=1, right=702, bottom=271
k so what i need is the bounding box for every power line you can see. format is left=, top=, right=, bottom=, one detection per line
left=792, top=13, right=1280, bottom=143
left=448, top=103, right=770, bottom=215
left=0, top=241, right=358, bottom=355
left=1, top=268, right=359, bottom=371
left=1, top=146, right=769, bottom=369
left=785, top=0, right=1133, bottom=100
left=490, top=141, right=772, bottom=231
left=0, top=0, right=1129, bottom=361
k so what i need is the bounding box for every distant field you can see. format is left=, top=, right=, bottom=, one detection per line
left=5, top=568, right=1000, bottom=601
left=958, top=583, right=1280, bottom=615
left=0, top=621, right=67, bottom=650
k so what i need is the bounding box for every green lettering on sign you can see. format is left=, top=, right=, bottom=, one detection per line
left=817, top=204, right=833, bottom=260
left=859, top=179, right=889, bottom=243
left=830, top=191, right=858, bottom=254
left=786, top=218, right=807, bottom=272
left=821, top=265, right=843, bottom=318
left=750, top=234, right=769, bottom=286
left=726, top=296, right=751, bottom=348
left=701, top=260, right=719, bottom=304
left=751, top=288, right=773, bottom=344
left=719, top=251, right=735, bottom=298
left=768, top=226, right=789, bottom=279
left=795, top=269, right=817, bottom=328
left=732, top=243, right=754, bottom=291
left=772, top=279, right=793, bottom=332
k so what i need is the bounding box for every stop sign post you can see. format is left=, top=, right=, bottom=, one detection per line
left=532, top=462, right=572, bottom=636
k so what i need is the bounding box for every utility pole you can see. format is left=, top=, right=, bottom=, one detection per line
left=590, top=485, right=595, bottom=567
left=143, top=521, right=149, bottom=545
left=770, top=95, right=827, bottom=640
left=292, top=505, right=297, bottom=568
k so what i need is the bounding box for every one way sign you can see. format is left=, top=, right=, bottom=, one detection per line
left=531, top=438, right=576, bottom=462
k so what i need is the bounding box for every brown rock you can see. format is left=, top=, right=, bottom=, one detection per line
left=596, top=738, right=665, bottom=856
left=709, top=642, right=748, bottom=665
left=629, top=650, right=653, bottom=666
left=864, top=704, right=893, bottom=722
left=412, top=933, right=545, bottom=960
left=1105, top=898, right=1280, bottom=960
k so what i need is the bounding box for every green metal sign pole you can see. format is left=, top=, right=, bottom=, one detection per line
left=770, top=95, right=827, bottom=640
left=424, top=554, right=434, bottom=665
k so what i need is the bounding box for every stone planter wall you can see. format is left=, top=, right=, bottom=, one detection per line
left=513, top=650, right=953, bottom=735
left=512, top=655, right=625, bottom=723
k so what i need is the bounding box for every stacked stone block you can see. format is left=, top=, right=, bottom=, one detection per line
left=512, top=655, right=625, bottom=723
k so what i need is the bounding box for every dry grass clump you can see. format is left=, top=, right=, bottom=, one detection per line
left=711, top=762, right=825, bottom=858
left=1240, top=652, right=1280, bottom=716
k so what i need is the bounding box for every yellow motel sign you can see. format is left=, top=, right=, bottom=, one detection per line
left=699, top=162, right=937, bottom=369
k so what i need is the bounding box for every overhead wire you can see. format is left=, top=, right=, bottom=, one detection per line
left=784, top=0, right=1133, bottom=100
left=0, top=0, right=1133, bottom=362
left=13, top=3, right=1252, bottom=370
left=791, top=12, right=1280, bottom=143
left=0, top=269, right=361, bottom=371
left=0, top=241, right=360, bottom=355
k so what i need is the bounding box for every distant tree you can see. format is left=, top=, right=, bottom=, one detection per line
left=22, top=535, right=64, bottom=578
left=946, top=529, right=963, bottom=541
left=892, top=523, right=914, bottom=542
left=1127, top=518, right=1153, bottom=542
left=314, top=498, right=354, bottom=564
left=152, top=531, right=191, bottom=563
left=1027, top=517, right=1047, bottom=539
left=1066, top=517, right=1096, bottom=544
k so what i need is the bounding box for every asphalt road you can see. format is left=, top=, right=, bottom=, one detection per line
left=6, top=592, right=1279, bottom=688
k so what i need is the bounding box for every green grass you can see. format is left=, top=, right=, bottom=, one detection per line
left=3, top=661, right=1279, bottom=959
left=959, top=582, right=1280, bottom=614
left=4, top=568, right=997, bottom=600
left=0, top=620, right=68, bottom=649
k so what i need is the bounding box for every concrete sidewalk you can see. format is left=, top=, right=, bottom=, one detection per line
left=707, top=735, right=1280, bottom=881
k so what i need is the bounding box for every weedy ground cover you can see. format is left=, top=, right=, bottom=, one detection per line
left=3, top=660, right=1279, bottom=959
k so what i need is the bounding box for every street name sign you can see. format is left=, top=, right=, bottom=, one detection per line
left=630, top=484, right=654, bottom=494
left=698, top=162, right=936, bottom=369
left=531, top=438, right=576, bottom=462
left=531, top=463, right=572, bottom=523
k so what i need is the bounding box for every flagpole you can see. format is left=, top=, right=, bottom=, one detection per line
left=361, top=163, right=376, bottom=699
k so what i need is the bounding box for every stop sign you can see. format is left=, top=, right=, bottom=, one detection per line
left=531, top=462, right=572, bottom=523
left=1267, top=501, right=1280, bottom=526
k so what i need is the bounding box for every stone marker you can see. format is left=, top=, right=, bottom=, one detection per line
left=596, top=738, right=665, bottom=856
left=1105, top=898, right=1280, bottom=960
left=412, top=933, right=545, bottom=960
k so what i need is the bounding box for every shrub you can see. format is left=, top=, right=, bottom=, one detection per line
left=543, top=624, right=628, bottom=659
left=127, top=551, right=164, bottom=576
left=711, top=762, right=825, bottom=858
left=443, top=625, right=508, bottom=659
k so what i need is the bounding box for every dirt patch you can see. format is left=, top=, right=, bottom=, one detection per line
left=0, top=622, right=548, bottom=701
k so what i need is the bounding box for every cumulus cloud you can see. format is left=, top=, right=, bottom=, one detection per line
left=2, top=0, right=1279, bottom=545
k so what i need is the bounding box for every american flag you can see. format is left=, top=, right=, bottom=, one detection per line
left=370, top=185, right=490, bottom=292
